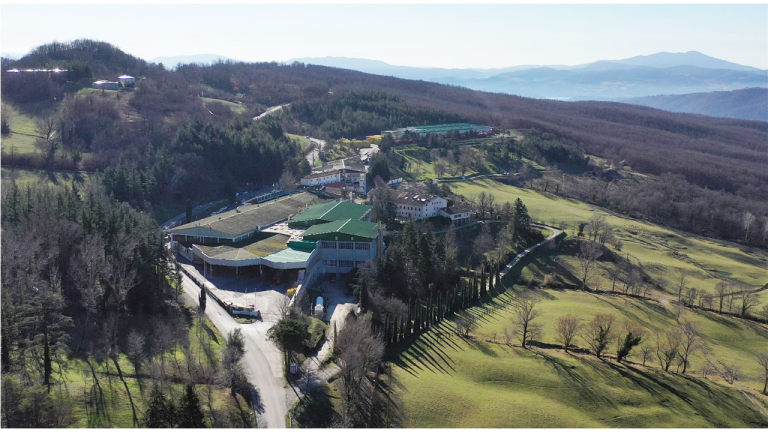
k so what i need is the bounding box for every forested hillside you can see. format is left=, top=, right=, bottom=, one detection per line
left=625, top=87, right=768, bottom=122
left=2, top=40, right=767, bottom=245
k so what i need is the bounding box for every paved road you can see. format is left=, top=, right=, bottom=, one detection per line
left=499, top=223, right=563, bottom=280
left=180, top=271, right=288, bottom=428
left=253, top=104, right=290, bottom=121
left=306, top=137, right=326, bottom=166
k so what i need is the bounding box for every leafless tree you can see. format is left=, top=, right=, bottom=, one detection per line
left=743, top=212, right=755, bottom=242
left=656, top=331, right=680, bottom=371
left=577, top=241, right=603, bottom=290
left=433, top=160, right=447, bottom=178
left=502, top=327, right=514, bottom=345
left=585, top=214, right=606, bottom=242
left=762, top=217, right=768, bottom=246
left=510, top=295, right=542, bottom=349
left=582, top=314, right=615, bottom=358
left=675, top=270, right=687, bottom=304
left=35, top=115, right=58, bottom=142
left=126, top=330, right=146, bottom=374
left=714, top=281, right=728, bottom=313
left=455, top=310, right=478, bottom=338
left=276, top=295, right=292, bottom=320
left=458, top=147, right=473, bottom=176
left=757, top=353, right=768, bottom=395
left=676, top=320, right=701, bottom=375
left=738, top=289, right=758, bottom=317
left=639, top=344, right=653, bottom=367
left=685, top=287, right=698, bottom=307
left=477, top=192, right=490, bottom=218
left=556, top=315, right=581, bottom=353
left=720, top=362, right=739, bottom=385
left=335, top=314, right=388, bottom=427
left=725, top=285, right=736, bottom=314
left=279, top=169, right=297, bottom=189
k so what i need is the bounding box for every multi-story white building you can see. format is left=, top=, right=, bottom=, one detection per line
left=394, top=192, right=447, bottom=220
left=300, top=158, right=368, bottom=193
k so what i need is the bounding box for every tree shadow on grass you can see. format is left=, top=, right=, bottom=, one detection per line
left=532, top=350, right=617, bottom=409
left=613, top=364, right=767, bottom=427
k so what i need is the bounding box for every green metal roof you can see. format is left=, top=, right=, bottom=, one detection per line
left=409, top=123, right=487, bottom=134
left=262, top=247, right=313, bottom=265
left=301, top=219, right=379, bottom=241
left=168, top=192, right=329, bottom=238
left=289, top=201, right=371, bottom=227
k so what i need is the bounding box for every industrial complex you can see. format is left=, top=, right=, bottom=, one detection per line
left=168, top=192, right=382, bottom=291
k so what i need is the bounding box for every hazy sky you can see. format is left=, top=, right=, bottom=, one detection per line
left=2, top=4, right=767, bottom=69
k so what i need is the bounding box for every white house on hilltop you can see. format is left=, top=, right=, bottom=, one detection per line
left=394, top=192, right=447, bottom=220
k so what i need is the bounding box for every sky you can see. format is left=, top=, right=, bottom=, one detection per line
left=1, top=4, right=767, bottom=69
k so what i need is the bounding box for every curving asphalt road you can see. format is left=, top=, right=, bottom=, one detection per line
left=499, top=223, right=563, bottom=280
left=180, top=271, right=288, bottom=428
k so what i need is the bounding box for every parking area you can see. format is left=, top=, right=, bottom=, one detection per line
left=180, top=262, right=295, bottom=321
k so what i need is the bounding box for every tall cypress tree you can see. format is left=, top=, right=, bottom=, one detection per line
left=406, top=298, right=412, bottom=338
left=481, top=267, right=487, bottom=298
left=384, top=315, right=390, bottom=345
left=427, top=293, right=433, bottom=328
left=360, top=279, right=369, bottom=312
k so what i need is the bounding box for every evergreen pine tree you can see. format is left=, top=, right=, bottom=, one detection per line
left=177, top=384, right=206, bottom=428
left=144, top=386, right=177, bottom=428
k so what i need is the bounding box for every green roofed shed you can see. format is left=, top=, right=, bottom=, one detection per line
left=301, top=219, right=380, bottom=242
left=289, top=200, right=371, bottom=227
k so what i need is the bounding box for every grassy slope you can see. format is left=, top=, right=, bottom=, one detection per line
left=1, top=103, right=43, bottom=154
left=53, top=310, right=252, bottom=427
left=450, top=179, right=768, bottom=303
left=392, top=289, right=768, bottom=428
left=201, top=97, right=246, bottom=115
left=1, top=167, right=90, bottom=193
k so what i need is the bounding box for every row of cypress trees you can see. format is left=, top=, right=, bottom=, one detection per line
left=380, top=260, right=504, bottom=346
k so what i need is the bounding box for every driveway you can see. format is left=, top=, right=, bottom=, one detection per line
left=253, top=104, right=290, bottom=121
left=179, top=264, right=288, bottom=428
left=306, top=137, right=326, bottom=165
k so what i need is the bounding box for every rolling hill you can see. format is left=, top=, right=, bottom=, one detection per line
left=292, top=51, right=768, bottom=100
left=625, top=87, right=768, bottom=122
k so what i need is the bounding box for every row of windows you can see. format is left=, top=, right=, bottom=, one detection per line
left=322, top=259, right=360, bottom=268
left=321, top=241, right=372, bottom=250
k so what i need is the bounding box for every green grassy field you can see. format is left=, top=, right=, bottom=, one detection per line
left=1, top=103, right=44, bottom=154
left=450, top=179, right=768, bottom=305
left=391, top=288, right=768, bottom=427
left=286, top=133, right=312, bottom=154
left=1, top=167, right=91, bottom=192
left=201, top=97, right=247, bottom=115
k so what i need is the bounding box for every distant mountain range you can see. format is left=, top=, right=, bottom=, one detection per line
left=150, top=54, right=239, bottom=68
left=289, top=51, right=768, bottom=101
left=625, top=87, right=768, bottom=122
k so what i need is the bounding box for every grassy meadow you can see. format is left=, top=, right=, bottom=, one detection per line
left=391, top=288, right=768, bottom=428
left=1, top=102, right=45, bottom=154
left=201, top=97, right=247, bottom=115
left=450, top=179, right=768, bottom=306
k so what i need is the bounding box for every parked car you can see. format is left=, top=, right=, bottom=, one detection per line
left=231, top=304, right=261, bottom=318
